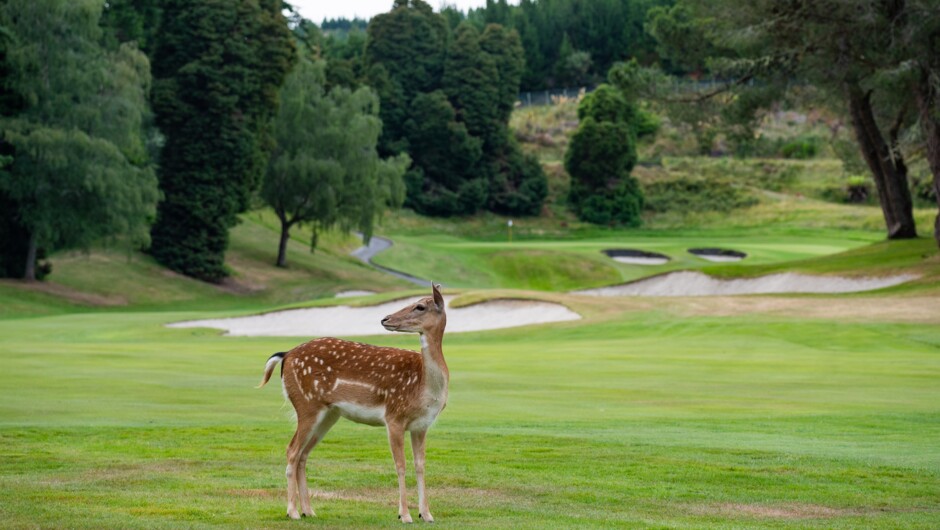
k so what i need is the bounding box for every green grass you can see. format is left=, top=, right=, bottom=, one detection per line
left=372, top=229, right=898, bottom=290
left=0, top=211, right=410, bottom=319
left=704, top=238, right=940, bottom=287
left=2, top=207, right=938, bottom=527
left=1, top=295, right=939, bottom=528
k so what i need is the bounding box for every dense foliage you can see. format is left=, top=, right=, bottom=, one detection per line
left=643, top=176, right=757, bottom=214
left=470, top=0, right=671, bottom=90
left=0, top=0, right=159, bottom=281
left=148, top=0, right=295, bottom=282
left=367, top=1, right=547, bottom=217
left=322, top=0, right=673, bottom=92
left=565, top=85, right=643, bottom=226
left=262, top=60, right=407, bottom=268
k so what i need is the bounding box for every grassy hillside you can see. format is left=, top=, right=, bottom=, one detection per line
left=0, top=211, right=410, bottom=319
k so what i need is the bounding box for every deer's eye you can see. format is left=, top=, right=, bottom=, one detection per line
left=415, top=305, right=426, bottom=312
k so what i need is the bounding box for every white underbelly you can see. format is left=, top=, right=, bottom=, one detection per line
left=334, top=401, right=386, bottom=427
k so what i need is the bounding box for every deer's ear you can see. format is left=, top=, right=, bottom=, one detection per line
left=432, top=283, right=444, bottom=310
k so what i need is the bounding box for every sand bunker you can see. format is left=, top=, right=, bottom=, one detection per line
left=167, top=296, right=580, bottom=337
left=603, top=249, right=670, bottom=265
left=576, top=271, right=917, bottom=297
left=689, top=248, right=747, bottom=262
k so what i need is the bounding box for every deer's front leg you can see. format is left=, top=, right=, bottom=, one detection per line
left=410, top=430, right=434, bottom=523
left=387, top=422, right=413, bottom=523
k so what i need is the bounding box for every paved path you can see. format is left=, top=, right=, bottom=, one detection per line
left=351, top=235, right=428, bottom=287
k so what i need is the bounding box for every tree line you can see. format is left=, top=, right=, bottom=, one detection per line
left=321, top=0, right=672, bottom=92
left=0, top=0, right=549, bottom=283
left=0, top=0, right=408, bottom=282
left=2, top=0, right=938, bottom=286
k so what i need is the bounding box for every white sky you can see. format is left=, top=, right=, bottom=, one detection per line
left=289, top=1, right=516, bottom=23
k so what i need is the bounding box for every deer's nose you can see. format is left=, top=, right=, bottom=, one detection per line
left=381, top=316, right=390, bottom=324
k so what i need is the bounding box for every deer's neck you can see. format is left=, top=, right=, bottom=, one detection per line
left=420, top=332, right=448, bottom=396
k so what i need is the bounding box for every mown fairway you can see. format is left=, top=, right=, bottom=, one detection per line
left=370, top=230, right=883, bottom=290
left=1, top=288, right=939, bottom=528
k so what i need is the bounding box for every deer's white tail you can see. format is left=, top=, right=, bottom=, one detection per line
left=258, top=352, right=287, bottom=388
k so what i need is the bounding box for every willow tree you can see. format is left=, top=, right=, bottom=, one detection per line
left=0, top=0, right=158, bottom=281
left=262, top=60, right=407, bottom=268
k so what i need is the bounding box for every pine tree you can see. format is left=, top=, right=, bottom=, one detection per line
left=148, top=0, right=295, bottom=282
left=366, top=0, right=448, bottom=157
left=444, top=24, right=501, bottom=149
left=403, top=91, right=485, bottom=216
left=478, top=24, right=547, bottom=216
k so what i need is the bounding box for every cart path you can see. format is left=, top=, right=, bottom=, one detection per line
left=351, top=234, right=428, bottom=287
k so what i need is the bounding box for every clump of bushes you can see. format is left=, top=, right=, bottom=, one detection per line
left=779, top=135, right=822, bottom=159
left=565, top=84, right=645, bottom=226
left=819, top=175, right=874, bottom=204
left=643, top=176, right=758, bottom=213
left=911, top=172, right=937, bottom=207
left=665, top=158, right=800, bottom=192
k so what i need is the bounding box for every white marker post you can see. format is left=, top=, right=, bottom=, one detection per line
left=507, top=219, right=513, bottom=243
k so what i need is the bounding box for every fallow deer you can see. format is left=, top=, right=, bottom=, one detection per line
left=259, top=284, right=449, bottom=523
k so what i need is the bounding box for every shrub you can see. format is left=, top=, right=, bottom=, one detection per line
left=819, top=175, right=874, bottom=204
left=910, top=172, right=937, bottom=208
left=575, top=179, right=644, bottom=226
left=779, top=136, right=821, bottom=159
left=488, top=149, right=548, bottom=216
left=565, top=85, right=645, bottom=227
left=643, top=176, right=758, bottom=213
left=566, top=117, right=644, bottom=226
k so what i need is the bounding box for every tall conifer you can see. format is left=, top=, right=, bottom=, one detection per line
left=148, top=0, right=295, bottom=282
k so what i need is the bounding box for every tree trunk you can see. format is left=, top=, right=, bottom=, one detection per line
left=276, top=220, right=291, bottom=268
left=23, top=230, right=37, bottom=281
left=846, top=83, right=917, bottom=239
left=913, top=69, right=940, bottom=249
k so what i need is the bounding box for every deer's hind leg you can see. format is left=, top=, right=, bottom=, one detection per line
left=297, top=407, right=340, bottom=517
left=286, top=405, right=330, bottom=519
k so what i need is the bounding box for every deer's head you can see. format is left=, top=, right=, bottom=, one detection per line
left=381, top=283, right=446, bottom=335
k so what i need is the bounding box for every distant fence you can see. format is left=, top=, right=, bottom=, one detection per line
left=517, top=87, right=594, bottom=107
left=517, top=79, right=752, bottom=107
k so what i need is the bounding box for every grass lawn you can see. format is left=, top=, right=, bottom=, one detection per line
left=1, top=291, right=938, bottom=528
left=371, top=230, right=886, bottom=290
